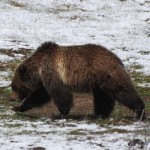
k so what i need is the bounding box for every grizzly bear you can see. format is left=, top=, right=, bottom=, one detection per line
left=10, top=42, right=145, bottom=120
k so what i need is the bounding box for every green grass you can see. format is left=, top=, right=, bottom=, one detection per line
left=129, top=68, right=150, bottom=119
left=145, top=101, right=150, bottom=112
left=131, top=72, right=150, bottom=85
left=68, top=129, right=87, bottom=135
left=137, top=87, right=150, bottom=97
left=68, top=128, right=129, bottom=136
left=91, top=129, right=129, bottom=135
left=5, top=123, right=23, bottom=128
left=129, top=64, right=150, bottom=85
left=0, top=88, right=12, bottom=106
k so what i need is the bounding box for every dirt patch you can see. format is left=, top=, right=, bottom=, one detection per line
left=29, top=147, right=46, bottom=150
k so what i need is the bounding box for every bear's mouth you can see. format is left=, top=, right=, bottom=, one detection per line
left=18, top=93, right=32, bottom=101
left=10, top=90, right=31, bottom=102
left=10, top=94, right=26, bottom=101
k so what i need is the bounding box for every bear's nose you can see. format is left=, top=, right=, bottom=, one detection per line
left=10, top=92, right=18, bottom=101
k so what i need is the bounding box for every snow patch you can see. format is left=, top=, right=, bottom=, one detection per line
left=0, top=0, right=149, bottom=74
left=0, top=118, right=149, bottom=150
left=0, top=54, right=14, bottom=62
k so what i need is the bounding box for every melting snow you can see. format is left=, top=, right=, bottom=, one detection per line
left=0, top=0, right=149, bottom=74
left=0, top=0, right=150, bottom=149
left=0, top=118, right=149, bottom=150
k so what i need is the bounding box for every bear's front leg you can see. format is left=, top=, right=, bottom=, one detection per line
left=11, top=105, right=26, bottom=112
left=11, top=97, right=35, bottom=112
left=51, top=86, right=73, bottom=117
left=12, top=87, right=50, bottom=112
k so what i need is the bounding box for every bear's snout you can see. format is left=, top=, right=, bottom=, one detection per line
left=10, top=91, right=19, bottom=101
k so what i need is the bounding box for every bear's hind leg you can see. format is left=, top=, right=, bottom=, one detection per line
left=115, top=86, right=145, bottom=120
left=51, top=86, right=73, bottom=117
left=92, top=87, right=115, bottom=119
left=100, top=77, right=145, bottom=120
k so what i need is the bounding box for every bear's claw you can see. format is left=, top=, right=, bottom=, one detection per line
left=11, top=106, right=23, bottom=112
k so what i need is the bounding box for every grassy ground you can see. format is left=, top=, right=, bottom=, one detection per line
left=0, top=49, right=150, bottom=150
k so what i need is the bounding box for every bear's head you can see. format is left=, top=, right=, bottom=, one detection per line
left=10, top=62, right=41, bottom=101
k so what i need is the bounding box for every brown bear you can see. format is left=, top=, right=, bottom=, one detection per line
left=10, top=42, right=145, bottom=120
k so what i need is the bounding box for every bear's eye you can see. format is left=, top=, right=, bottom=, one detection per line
left=18, top=64, right=27, bottom=76
left=11, top=84, right=18, bottom=92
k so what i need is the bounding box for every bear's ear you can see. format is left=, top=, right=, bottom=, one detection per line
left=18, top=64, right=27, bottom=76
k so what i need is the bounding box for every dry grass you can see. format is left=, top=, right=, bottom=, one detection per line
left=27, top=93, right=94, bottom=119
left=26, top=92, right=141, bottom=121
left=9, top=0, right=26, bottom=8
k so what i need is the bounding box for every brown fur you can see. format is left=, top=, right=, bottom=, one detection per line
left=11, top=42, right=145, bottom=120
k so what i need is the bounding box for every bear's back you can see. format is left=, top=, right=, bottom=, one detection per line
left=53, top=43, right=124, bottom=88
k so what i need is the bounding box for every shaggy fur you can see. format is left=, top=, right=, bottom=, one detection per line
left=11, top=42, right=145, bottom=119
